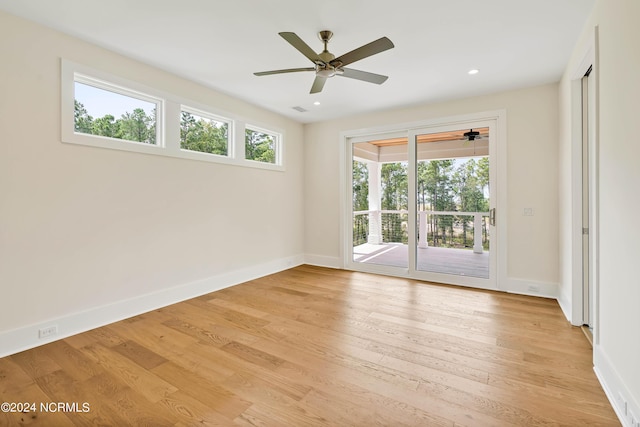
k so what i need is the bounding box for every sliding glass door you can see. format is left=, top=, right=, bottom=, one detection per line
left=347, top=119, right=497, bottom=289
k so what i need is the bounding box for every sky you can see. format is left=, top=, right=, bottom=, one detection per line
left=75, top=82, right=156, bottom=119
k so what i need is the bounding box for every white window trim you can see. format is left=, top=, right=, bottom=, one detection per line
left=61, top=59, right=285, bottom=171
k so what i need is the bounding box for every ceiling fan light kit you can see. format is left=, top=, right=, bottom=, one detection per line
left=254, top=30, right=394, bottom=94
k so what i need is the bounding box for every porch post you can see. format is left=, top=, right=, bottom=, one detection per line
left=367, top=161, right=382, bottom=244
left=473, top=212, right=484, bottom=254
left=418, top=211, right=428, bottom=248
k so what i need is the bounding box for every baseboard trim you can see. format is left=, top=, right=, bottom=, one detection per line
left=557, top=287, right=574, bottom=323
left=594, top=344, right=638, bottom=427
left=304, top=254, right=343, bottom=269
left=580, top=325, right=593, bottom=347
left=0, top=254, right=304, bottom=358
left=503, top=277, right=558, bottom=299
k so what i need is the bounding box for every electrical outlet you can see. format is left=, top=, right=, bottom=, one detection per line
left=38, top=325, right=58, bottom=339
left=523, top=207, right=534, bottom=216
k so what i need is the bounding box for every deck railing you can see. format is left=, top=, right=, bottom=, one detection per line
left=353, top=210, right=489, bottom=253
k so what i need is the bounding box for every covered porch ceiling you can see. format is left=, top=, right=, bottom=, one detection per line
left=368, top=127, right=490, bottom=146
left=354, top=127, right=490, bottom=163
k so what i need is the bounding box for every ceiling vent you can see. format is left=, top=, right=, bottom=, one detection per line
left=292, top=106, right=308, bottom=113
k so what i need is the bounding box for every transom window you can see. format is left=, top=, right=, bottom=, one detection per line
left=245, top=126, right=280, bottom=164
left=61, top=59, right=284, bottom=171
left=74, top=78, right=161, bottom=146
left=180, top=107, right=230, bottom=157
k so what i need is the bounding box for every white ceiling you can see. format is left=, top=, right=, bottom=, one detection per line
left=0, top=0, right=595, bottom=123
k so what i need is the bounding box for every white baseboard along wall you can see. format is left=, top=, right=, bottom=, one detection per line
left=0, top=255, right=305, bottom=358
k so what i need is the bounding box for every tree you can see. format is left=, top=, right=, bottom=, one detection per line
left=381, top=162, right=408, bottom=243
left=119, top=108, right=154, bottom=144
left=352, top=161, right=369, bottom=211
left=453, top=159, right=485, bottom=247
left=352, top=161, right=369, bottom=245
left=245, top=129, right=275, bottom=163
left=91, top=114, right=117, bottom=138
left=418, top=159, right=455, bottom=246
left=180, top=112, right=228, bottom=155
left=74, top=99, right=156, bottom=144
left=476, top=157, right=490, bottom=245
left=74, top=100, right=156, bottom=144
left=352, top=155, right=490, bottom=250
left=477, top=157, right=489, bottom=192
left=74, top=100, right=93, bottom=133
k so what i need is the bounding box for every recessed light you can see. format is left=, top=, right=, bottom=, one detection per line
left=313, top=101, right=321, bottom=106
left=468, top=69, right=479, bottom=75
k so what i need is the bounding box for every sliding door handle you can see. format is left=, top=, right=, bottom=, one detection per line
left=489, top=208, right=496, bottom=226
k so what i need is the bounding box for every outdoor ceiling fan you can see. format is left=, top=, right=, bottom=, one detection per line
left=254, top=31, right=394, bottom=94
left=463, top=129, right=482, bottom=141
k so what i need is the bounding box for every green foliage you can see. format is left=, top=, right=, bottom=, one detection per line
left=416, top=160, right=456, bottom=246
left=119, top=108, right=155, bottom=144
left=352, top=161, right=370, bottom=245
left=381, top=162, right=408, bottom=243
left=477, top=157, right=489, bottom=191
left=381, top=162, right=408, bottom=210
left=73, top=100, right=156, bottom=144
left=245, top=129, right=276, bottom=164
left=180, top=111, right=228, bottom=155
left=91, top=114, right=117, bottom=138
left=352, top=161, right=369, bottom=211
left=74, top=100, right=93, bottom=134
left=352, top=156, right=490, bottom=248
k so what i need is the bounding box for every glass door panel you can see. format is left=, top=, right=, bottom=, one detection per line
left=352, top=138, right=408, bottom=269
left=414, top=128, right=491, bottom=279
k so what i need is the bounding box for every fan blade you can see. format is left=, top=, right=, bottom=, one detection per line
left=310, top=76, right=327, bottom=94
left=332, top=37, right=394, bottom=67
left=279, top=32, right=322, bottom=63
left=339, top=68, right=388, bottom=84
left=254, top=67, right=315, bottom=76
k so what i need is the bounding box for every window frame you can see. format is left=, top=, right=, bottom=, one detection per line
left=73, top=76, right=163, bottom=146
left=61, top=59, right=285, bottom=171
left=244, top=124, right=282, bottom=166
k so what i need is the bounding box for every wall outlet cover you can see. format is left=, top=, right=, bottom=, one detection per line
left=38, top=325, right=58, bottom=339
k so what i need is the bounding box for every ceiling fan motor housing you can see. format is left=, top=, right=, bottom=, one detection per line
left=464, top=129, right=480, bottom=141
left=315, top=63, right=343, bottom=78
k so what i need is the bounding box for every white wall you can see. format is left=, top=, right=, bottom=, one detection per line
left=558, top=0, right=640, bottom=423
left=0, top=11, right=304, bottom=355
left=304, top=84, right=560, bottom=289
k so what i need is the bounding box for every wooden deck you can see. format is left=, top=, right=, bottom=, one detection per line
left=354, top=243, right=490, bottom=278
left=0, top=265, right=618, bottom=426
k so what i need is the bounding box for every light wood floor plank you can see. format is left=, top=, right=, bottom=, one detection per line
left=0, top=266, right=620, bottom=426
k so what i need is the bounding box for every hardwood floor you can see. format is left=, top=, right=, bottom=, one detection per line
left=0, top=265, right=619, bottom=426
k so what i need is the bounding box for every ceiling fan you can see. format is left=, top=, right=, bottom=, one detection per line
left=254, top=31, right=394, bottom=94
left=463, top=129, right=482, bottom=141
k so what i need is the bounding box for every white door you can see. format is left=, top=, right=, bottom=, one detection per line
left=582, top=67, right=596, bottom=329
